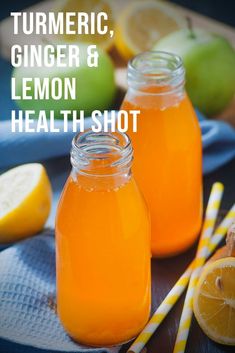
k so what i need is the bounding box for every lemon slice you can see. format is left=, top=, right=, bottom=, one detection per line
left=193, top=257, right=235, bottom=345
left=115, top=0, right=187, bottom=61
left=55, top=0, right=114, bottom=51
left=0, top=164, right=52, bottom=243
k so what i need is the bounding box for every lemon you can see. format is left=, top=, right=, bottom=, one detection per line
left=0, top=164, right=52, bottom=243
left=115, top=0, right=186, bottom=61
left=55, top=0, right=114, bottom=51
left=193, top=257, right=235, bottom=345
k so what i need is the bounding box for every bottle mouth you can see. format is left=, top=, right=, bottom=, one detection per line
left=71, top=130, right=133, bottom=176
left=128, top=51, right=185, bottom=91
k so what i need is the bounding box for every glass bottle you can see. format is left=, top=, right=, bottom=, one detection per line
left=121, top=51, right=202, bottom=257
left=56, top=130, right=151, bottom=346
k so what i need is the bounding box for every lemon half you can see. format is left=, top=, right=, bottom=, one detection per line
left=193, top=257, right=235, bottom=345
left=115, top=0, right=187, bottom=61
left=0, top=164, right=52, bottom=243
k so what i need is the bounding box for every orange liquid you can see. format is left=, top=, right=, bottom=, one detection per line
left=121, top=92, right=202, bottom=257
left=56, top=174, right=151, bottom=346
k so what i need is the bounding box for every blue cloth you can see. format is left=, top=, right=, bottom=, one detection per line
left=0, top=229, right=120, bottom=353
left=197, top=111, right=235, bottom=173
left=1, top=112, right=235, bottom=174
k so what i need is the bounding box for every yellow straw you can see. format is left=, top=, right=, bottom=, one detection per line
left=173, top=182, right=224, bottom=353
left=128, top=187, right=235, bottom=353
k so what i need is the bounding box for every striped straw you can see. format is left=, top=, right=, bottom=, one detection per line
left=173, top=182, right=224, bottom=353
left=128, top=190, right=235, bottom=353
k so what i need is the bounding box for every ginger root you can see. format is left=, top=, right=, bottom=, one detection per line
left=226, top=222, right=235, bottom=256
left=209, top=222, right=235, bottom=262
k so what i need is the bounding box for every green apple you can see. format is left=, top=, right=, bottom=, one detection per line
left=12, top=43, right=116, bottom=118
left=153, top=28, right=235, bottom=116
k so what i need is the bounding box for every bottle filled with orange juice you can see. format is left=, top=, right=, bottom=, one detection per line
left=121, top=51, right=202, bottom=257
left=56, top=131, right=151, bottom=346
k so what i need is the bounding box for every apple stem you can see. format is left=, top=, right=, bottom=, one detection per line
left=186, top=17, right=196, bottom=39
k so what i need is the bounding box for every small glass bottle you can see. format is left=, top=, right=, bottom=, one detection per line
left=121, top=51, right=203, bottom=257
left=56, top=130, right=151, bottom=347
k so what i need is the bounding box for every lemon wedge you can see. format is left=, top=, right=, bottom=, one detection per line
left=193, top=257, right=235, bottom=345
left=0, top=164, right=52, bottom=243
left=115, top=0, right=186, bottom=61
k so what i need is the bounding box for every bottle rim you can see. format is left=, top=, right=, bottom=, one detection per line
left=71, top=130, right=133, bottom=177
left=128, top=50, right=185, bottom=93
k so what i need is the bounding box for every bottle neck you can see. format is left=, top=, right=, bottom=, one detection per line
left=70, top=131, right=133, bottom=190
left=127, top=51, right=185, bottom=95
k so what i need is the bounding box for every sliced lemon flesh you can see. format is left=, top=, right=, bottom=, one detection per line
left=56, top=0, right=114, bottom=51
left=193, top=257, right=235, bottom=345
left=115, top=0, right=186, bottom=61
left=0, top=164, right=52, bottom=243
